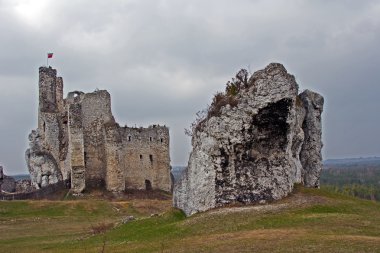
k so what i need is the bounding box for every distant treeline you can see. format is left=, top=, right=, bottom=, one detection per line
left=171, top=166, right=186, bottom=184
left=321, top=164, right=380, bottom=201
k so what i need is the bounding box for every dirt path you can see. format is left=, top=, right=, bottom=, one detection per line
left=184, top=192, right=328, bottom=224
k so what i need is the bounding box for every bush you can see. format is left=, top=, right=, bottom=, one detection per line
left=208, top=92, right=238, bottom=118
left=90, top=222, right=114, bottom=235
left=225, top=69, right=249, bottom=96
left=185, top=68, right=250, bottom=136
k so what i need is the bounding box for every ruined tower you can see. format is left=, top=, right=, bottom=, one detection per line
left=26, top=66, right=172, bottom=193
left=37, top=67, right=62, bottom=170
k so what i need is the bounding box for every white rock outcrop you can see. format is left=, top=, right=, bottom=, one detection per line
left=299, top=90, right=324, bottom=187
left=174, top=63, right=324, bottom=216
left=25, top=130, right=63, bottom=189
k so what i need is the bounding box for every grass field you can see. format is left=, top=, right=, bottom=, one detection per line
left=0, top=187, right=379, bottom=253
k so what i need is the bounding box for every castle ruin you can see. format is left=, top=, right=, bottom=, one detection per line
left=26, top=66, right=172, bottom=193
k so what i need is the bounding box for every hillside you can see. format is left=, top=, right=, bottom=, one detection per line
left=0, top=187, right=379, bottom=252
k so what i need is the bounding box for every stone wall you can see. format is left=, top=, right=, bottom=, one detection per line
left=0, top=166, right=16, bottom=193
left=104, top=122, right=125, bottom=191
left=121, top=125, right=171, bottom=192
left=81, top=90, right=113, bottom=188
left=39, top=112, right=61, bottom=165
left=0, top=180, right=69, bottom=200
left=38, top=67, right=58, bottom=114
left=56, top=77, right=64, bottom=112
left=37, top=67, right=63, bottom=170
left=68, top=103, right=86, bottom=193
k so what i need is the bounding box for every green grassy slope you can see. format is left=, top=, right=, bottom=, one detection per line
left=0, top=187, right=379, bottom=253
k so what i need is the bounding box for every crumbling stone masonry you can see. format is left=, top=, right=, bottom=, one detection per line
left=26, top=67, right=172, bottom=193
left=0, top=165, right=16, bottom=193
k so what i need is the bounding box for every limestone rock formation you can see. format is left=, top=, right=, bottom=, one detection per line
left=299, top=90, right=324, bottom=187
left=25, top=130, right=62, bottom=189
left=174, top=63, right=324, bottom=216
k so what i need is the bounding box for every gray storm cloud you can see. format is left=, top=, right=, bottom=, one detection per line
left=0, top=0, right=379, bottom=174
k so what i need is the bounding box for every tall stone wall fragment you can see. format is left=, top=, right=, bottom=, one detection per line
left=56, top=77, right=64, bottom=112
left=174, top=63, right=324, bottom=216
left=68, top=103, right=86, bottom=193
left=104, top=122, right=125, bottom=192
left=81, top=90, right=113, bottom=188
left=0, top=166, right=16, bottom=193
left=38, top=67, right=58, bottom=115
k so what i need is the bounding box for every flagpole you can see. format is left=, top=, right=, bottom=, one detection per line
left=47, top=53, right=53, bottom=67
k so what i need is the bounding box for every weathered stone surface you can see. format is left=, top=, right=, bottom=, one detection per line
left=26, top=66, right=172, bottom=193
left=68, top=103, right=86, bottom=193
left=122, top=125, right=172, bottom=192
left=0, top=166, right=16, bottom=193
left=16, top=179, right=34, bottom=193
left=299, top=90, right=324, bottom=187
left=104, top=122, right=124, bottom=192
left=25, top=130, right=63, bottom=189
left=174, top=63, right=324, bottom=216
left=121, top=216, right=135, bottom=224
left=0, top=176, right=16, bottom=193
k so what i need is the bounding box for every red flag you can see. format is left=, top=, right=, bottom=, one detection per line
left=47, top=53, right=53, bottom=58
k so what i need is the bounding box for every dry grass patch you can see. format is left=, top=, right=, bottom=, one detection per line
left=90, top=222, right=114, bottom=235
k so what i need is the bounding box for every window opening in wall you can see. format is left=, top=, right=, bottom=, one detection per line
left=145, top=180, right=152, bottom=191
left=160, top=138, right=163, bottom=143
left=140, top=154, right=143, bottom=160
left=149, top=137, right=152, bottom=142
left=43, top=121, right=46, bottom=133
left=149, top=155, right=153, bottom=162
left=128, top=136, right=131, bottom=141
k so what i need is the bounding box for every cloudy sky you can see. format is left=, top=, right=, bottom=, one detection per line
left=0, top=0, right=379, bottom=175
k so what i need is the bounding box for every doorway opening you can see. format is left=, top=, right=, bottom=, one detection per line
left=145, top=179, right=152, bottom=191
